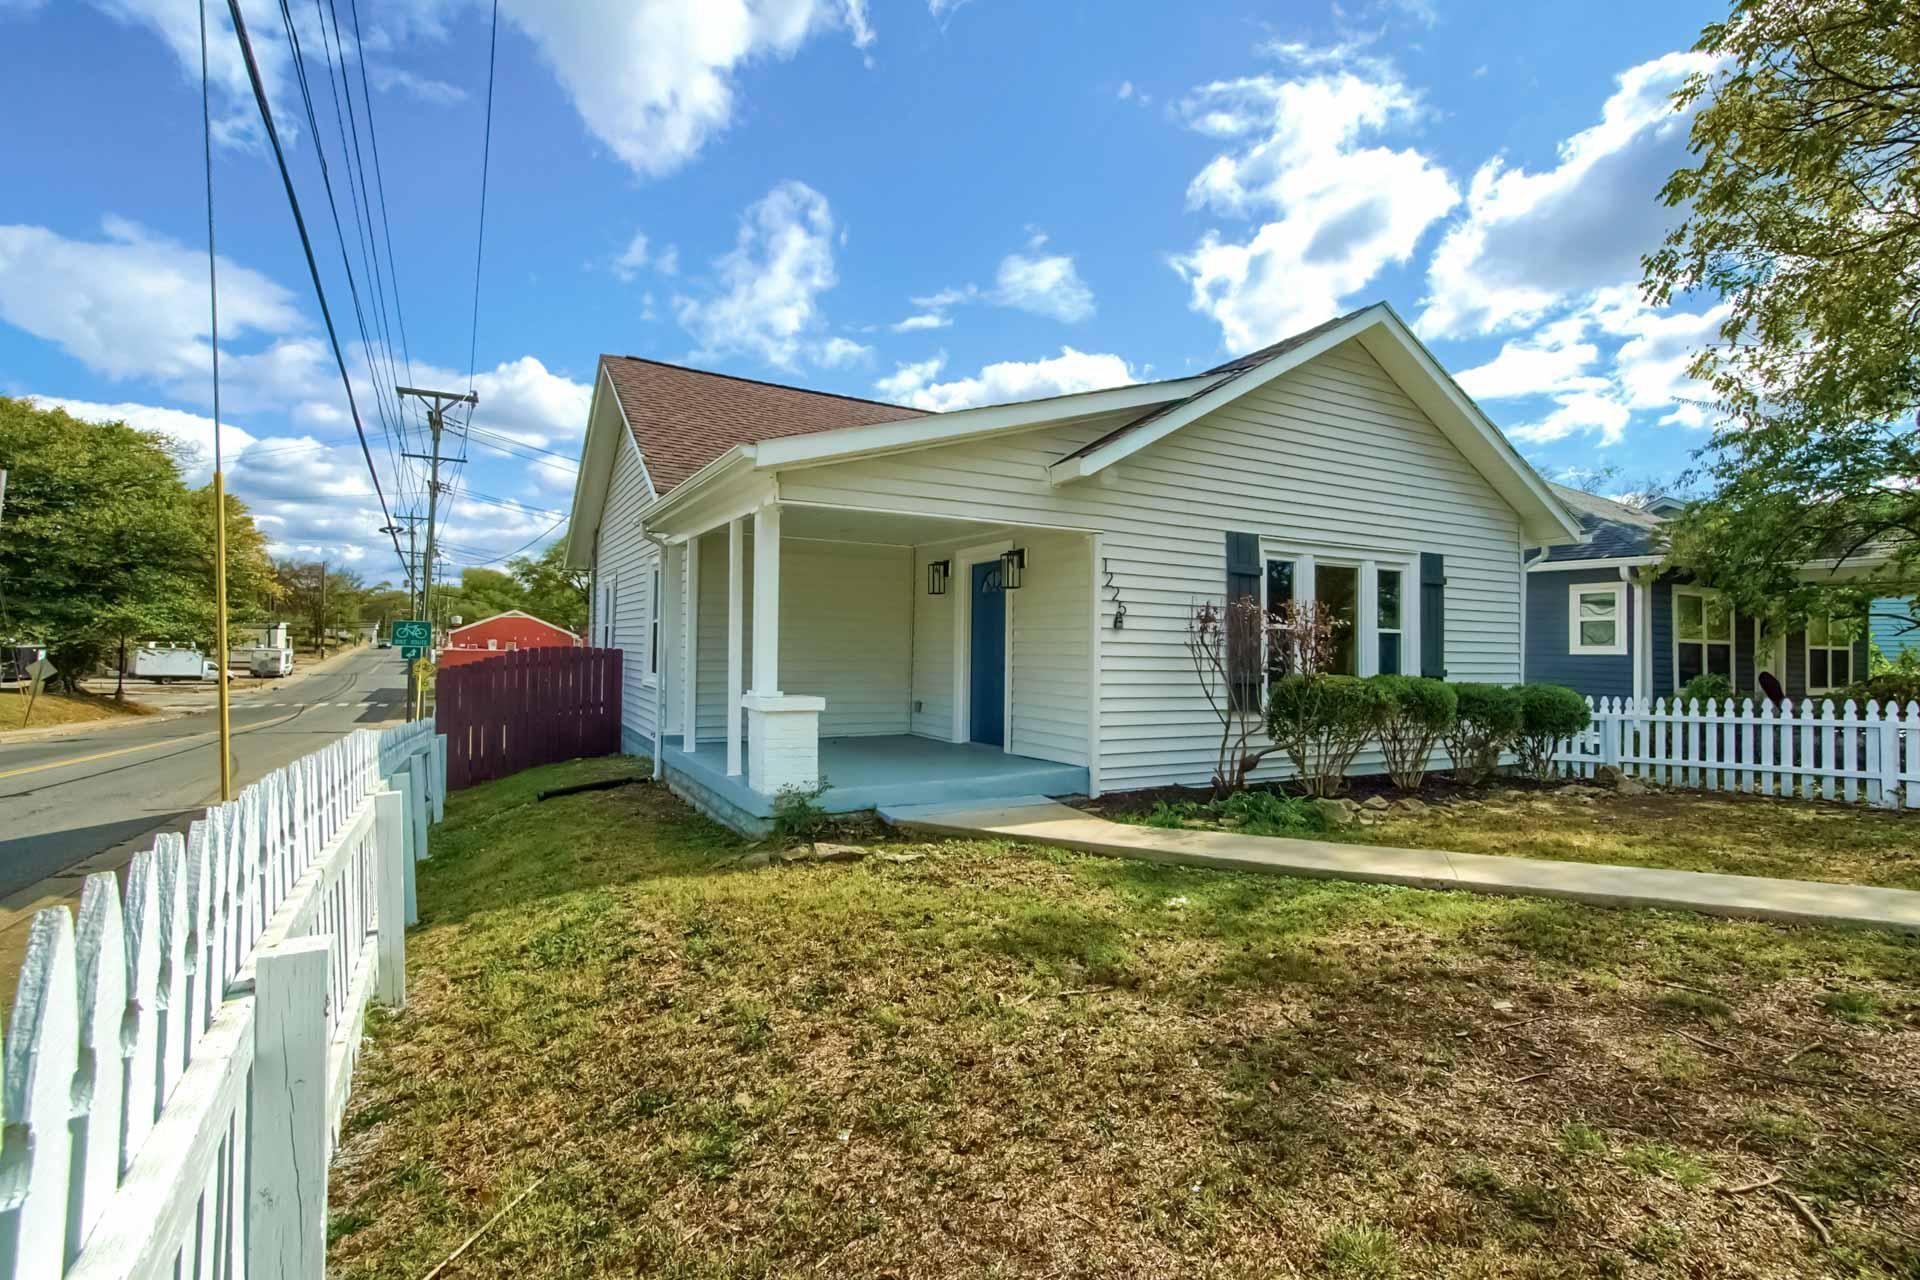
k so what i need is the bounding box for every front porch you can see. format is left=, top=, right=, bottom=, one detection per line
left=650, top=500, right=1099, bottom=834
left=663, top=735, right=1089, bottom=832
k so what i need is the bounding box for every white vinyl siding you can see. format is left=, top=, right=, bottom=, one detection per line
left=1008, top=528, right=1091, bottom=766
left=691, top=533, right=913, bottom=739
left=593, top=431, right=661, bottom=749
left=776, top=338, right=1525, bottom=791
left=911, top=547, right=956, bottom=739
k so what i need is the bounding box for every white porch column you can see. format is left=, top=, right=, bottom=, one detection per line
left=742, top=502, right=822, bottom=794
left=727, top=517, right=745, bottom=777
left=751, top=503, right=781, bottom=694
left=682, top=535, right=699, bottom=753
left=660, top=542, right=682, bottom=744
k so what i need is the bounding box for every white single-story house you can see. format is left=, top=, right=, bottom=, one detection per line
left=564, top=302, right=1584, bottom=834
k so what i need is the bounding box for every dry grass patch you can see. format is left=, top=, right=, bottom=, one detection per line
left=329, top=760, right=1920, bottom=1278
left=1, top=687, right=153, bottom=732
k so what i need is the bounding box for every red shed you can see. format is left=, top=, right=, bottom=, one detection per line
left=438, top=610, right=582, bottom=669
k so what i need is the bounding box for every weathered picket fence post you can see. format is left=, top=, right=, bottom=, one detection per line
left=1, top=911, right=78, bottom=1277
left=374, top=788, right=409, bottom=1009
left=432, top=733, right=449, bottom=824
left=249, top=935, right=332, bottom=1280
left=407, top=752, right=431, bottom=862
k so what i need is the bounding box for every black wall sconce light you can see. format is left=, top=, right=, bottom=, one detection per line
left=1000, top=547, right=1025, bottom=590
left=926, top=558, right=951, bottom=595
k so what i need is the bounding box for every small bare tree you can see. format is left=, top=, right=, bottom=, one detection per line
left=1186, top=596, right=1345, bottom=797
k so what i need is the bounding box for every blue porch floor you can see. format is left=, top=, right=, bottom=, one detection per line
left=663, top=734, right=1089, bottom=819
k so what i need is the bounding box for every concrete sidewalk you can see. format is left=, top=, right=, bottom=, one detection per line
left=879, top=798, right=1920, bottom=933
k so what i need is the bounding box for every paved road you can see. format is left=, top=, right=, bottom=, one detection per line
left=0, top=646, right=408, bottom=900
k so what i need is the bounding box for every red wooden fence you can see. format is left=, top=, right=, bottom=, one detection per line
left=435, top=646, right=623, bottom=790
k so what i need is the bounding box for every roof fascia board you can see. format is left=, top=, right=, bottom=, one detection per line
left=635, top=445, right=758, bottom=531
left=563, top=364, right=623, bottom=568
left=1045, top=313, right=1379, bottom=486
left=751, top=375, right=1224, bottom=470
left=1527, top=555, right=1664, bottom=573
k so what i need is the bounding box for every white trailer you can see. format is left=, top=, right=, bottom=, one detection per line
left=240, top=646, right=295, bottom=677
left=127, top=644, right=219, bottom=683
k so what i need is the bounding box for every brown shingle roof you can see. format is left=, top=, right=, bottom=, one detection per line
left=600, top=355, right=928, bottom=495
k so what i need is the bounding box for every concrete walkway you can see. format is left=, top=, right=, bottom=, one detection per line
left=879, top=798, right=1920, bottom=933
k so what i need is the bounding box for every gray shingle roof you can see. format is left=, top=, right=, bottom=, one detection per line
left=1538, top=483, right=1665, bottom=561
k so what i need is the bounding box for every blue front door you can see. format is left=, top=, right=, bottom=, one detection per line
left=970, top=560, right=1005, bottom=747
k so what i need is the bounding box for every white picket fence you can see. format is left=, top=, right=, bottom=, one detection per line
left=0, top=720, right=445, bottom=1280
left=1554, top=697, right=1920, bottom=808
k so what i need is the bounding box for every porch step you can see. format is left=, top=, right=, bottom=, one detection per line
left=877, top=796, right=1067, bottom=830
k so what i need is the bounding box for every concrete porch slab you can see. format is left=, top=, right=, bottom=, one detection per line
left=880, top=799, right=1920, bottom=933
left=664, top=735, right=1088, bottom=834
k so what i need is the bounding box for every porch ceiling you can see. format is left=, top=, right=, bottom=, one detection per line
left=779, top=504, right=1016, bottom=547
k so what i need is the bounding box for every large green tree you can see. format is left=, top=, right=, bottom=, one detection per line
left=1644, top=0, right=1920, bottom=625
left=507, top=538, right=588, bottom=633
left=0, top=397, right=274, bottom=689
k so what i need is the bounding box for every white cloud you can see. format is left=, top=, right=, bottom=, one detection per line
left=611, top=231, right=680, bottom=283
left=1455, top=316, right=1605, bottom=401
left=874, top=347, right=1133, bottom=412
left=897, top=234, right=1096, bottom=329
left=0, top=217, right=305, bottom=385
left=83, top=0, right=291, bottom=146
left=1508, top=391, right=1632, bottom=447
left=1418, top=51, right=1714, bottom=338
left=816, top=336, right=872, bottom=367
left=675, top=180, right=852, bottom=369
left=1169, top=53, right=1459, bottom=351
left=994, top=247, right=1095, bottom=323
left=367, top=65, right=466, bottom=104
left=499, top=0, right=876, bottom=178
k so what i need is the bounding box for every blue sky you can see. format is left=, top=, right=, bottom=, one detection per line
left=0, top=0, right=1727, bottom=582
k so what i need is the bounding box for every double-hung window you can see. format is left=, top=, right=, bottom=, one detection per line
left=1377, top=569, right=1403, bottom=674
left=1806, top=614, right=1858, bottom=693
left=1316, top=564, right=1360, bottom=676
left=1569, top=583, right=1626, bottom=656
left=648, top=566, right=662, bottom=676
left=1673, top=589, right=1734, bottom=685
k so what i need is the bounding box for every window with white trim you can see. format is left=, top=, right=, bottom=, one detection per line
left=1673, top=588, right=1734, bottom=685
left=648, top=567, right=662, bottom=676
left=1806, top=613, right=1859, bottom=693
left=1377, top=569, right=1403, bottom=674
left=1569, top=582, right=1626, bottom=656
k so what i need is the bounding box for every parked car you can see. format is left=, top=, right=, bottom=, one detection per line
left=126, top=643, right=220, bottom=683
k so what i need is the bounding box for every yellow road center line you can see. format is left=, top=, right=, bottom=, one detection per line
left=0, top=729, right=222, bottom=781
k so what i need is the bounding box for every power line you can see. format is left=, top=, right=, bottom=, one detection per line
left=224, top=0, right=407, bottom=575
left=466, top=0, right=499, bottom=391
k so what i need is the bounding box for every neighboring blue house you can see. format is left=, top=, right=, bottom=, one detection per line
left=1525, top=485, right=1872, bottom=704
left=1871, top=597, right=1919, bottom=660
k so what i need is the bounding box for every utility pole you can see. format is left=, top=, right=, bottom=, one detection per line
left=396, top=386, right=477, bottom=644
left=317, top=561, right=328, bottom=659
left=398, top=386, right=477, bottom=720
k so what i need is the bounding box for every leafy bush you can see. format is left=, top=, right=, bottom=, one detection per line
left=1142, top=799, right=1203, bottom=829
left=1218, top=788, right=1324, bottom=835
left=1267, top=675, right=1389, bottom=798
left=770, top=775, right=832, bottom=843
left=1513, top=683, right=1592, bottom=780
left=1370, top=675, right=1457, bottom=789
left=1445, top=683, right=1522, bottom=785
left=1676, top=673, right=1737, bottom=707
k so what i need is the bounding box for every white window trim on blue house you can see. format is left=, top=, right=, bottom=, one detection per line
left=1568, top=581, right=1627, bottom=656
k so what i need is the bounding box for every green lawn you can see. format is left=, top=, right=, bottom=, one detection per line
left=330, top=759, right=1920, bottom=1278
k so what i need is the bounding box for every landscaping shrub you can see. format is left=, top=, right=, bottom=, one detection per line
left=1369, top=675, right=1457, bottom=789
left=1218, top=788, right=1324, bottom=835
left=1513, top=683, right=1592, bottom=780
left=770, top=776, right=832, bottom=843
left=1444, top=683, right=1522, bottom=785
left=1267, top=674, right=1389, bottom=798
left=1677, top=673, right=1737, bottom=707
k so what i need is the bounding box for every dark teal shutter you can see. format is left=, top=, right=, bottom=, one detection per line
left=1420, top=552, right=1447, bottom=679
left=1225, top=532, right=1261, bottom=711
